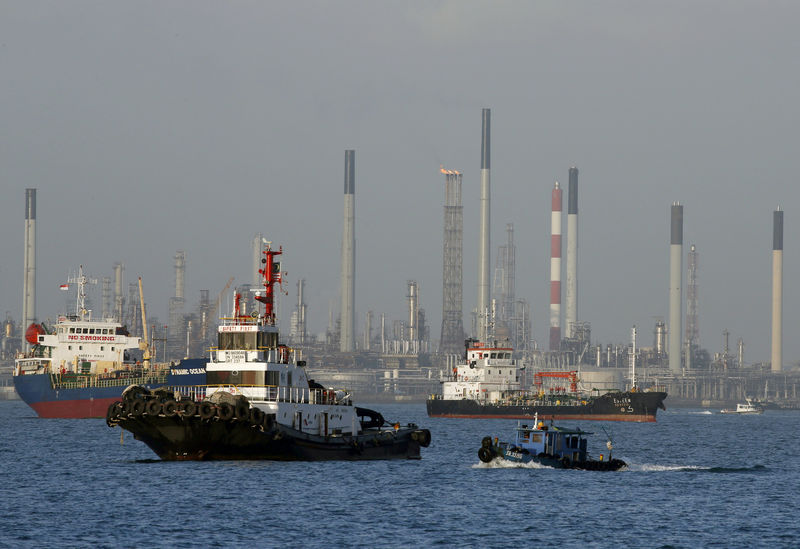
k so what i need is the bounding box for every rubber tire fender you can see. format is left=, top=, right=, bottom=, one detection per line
left=106, top=402, right=122, bottom=426
left=249, top=407, right=265, bottom=426
left=481, top=436, right=493, bottom=449
left=217, top=402, right=234, bottom=421
left=478, top=446, right=494, bottom=463
left=131, top=399, right=146, bottom=417
left=199, top=401, right=215, bottom=420
left=235, top=402, right=250, bottom=421
left=145, top=400, right=162, bottom=416
left=179, top=401, right=197, bottom=417
left=417, top=429, right=431, bottom=447
left=162, top=400, right=178, bottom=417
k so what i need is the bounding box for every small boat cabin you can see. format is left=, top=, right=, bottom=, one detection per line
left=509, top=421, right=591, bottom=463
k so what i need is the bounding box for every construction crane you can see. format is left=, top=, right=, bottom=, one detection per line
left=138, top=276, right=151, bottom=368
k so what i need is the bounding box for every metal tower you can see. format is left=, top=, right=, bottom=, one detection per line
left=440, top=167, right=464, bottom=355
left=492, top=223, right=516, bottom=342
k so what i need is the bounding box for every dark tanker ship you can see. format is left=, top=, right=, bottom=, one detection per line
left=426, top=341, right=666, bottom=423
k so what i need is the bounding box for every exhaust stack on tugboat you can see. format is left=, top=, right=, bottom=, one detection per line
left=107, top=243, right=431, bottom=461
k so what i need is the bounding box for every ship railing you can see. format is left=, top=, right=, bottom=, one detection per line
left=170, top=384, right=349, bottom=406
left=51, top=370, right=170, bottom=390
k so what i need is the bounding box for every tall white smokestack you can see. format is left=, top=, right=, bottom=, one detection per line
left=22, top=188, right=36, bottom=338
left=565, top=167, right=578, bottom=338
left=339, top=150, right=356, bottom=352
left=549, top=182, right=562, bottom=350
left=669, top=203, right=683, bottom=373
left=477, top=108, right=491, bottom=342
left=771, top=208, right=783, bottom=372
left=113, top=262, right=124, bottom=322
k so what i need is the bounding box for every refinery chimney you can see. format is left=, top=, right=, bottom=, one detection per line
left=339, top=150, right=356, bottom=352
left=771, top=208, right=783, bottom=372
left=22, top=189, right=36, bottom=337
left=669, top=203, right=683, bottom=373
left=477, top=108, right=491, bottom=342
left=549, top=182, right=562, bottom=350
left=113, top=263, right=124, bottom=322
left=565, top=167, right=578, bottom=338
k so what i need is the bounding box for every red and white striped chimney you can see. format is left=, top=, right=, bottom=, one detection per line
left=549, top=182, right=562, bottom=350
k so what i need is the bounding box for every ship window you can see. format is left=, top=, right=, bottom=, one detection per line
left=79, top=346, right=83, bottom=350
left=111, top=347, right=115, bottom=351
left=532, top=434, right=543, bottom=443
left=491, top=353, right=496, bottom=359
left=69, top=328, right=75, bottom=333
left=68, top=345, right=72, bottom=350
left=89, top=329, right=95, bottom=334
left=100, top=346, right=104, bottom=351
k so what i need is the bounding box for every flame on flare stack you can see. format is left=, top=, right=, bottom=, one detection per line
left=440, top=165, right=461, bottom=175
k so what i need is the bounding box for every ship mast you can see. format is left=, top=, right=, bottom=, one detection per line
left=254, top=242, right=283, bottom=325
left=68, top=265, right=97, bottom=321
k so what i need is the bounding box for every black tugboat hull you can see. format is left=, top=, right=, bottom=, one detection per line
left=108, top=405, right=430, bottom=461
left=428, top=391, right=667, bottom=422
left=481, top=451, right=626, bottom=471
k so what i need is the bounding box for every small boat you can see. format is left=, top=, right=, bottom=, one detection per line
left=721, top=399, right=764, bottom=415
left=477, top=415, right=626, bottom=471
left=106, top=243, right=430, bottom=461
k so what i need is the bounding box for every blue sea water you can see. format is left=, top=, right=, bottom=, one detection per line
left=1, top=400, right=798, bottom=549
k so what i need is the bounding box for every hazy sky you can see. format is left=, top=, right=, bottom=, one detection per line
left=2, top=2, right=799, bottom=364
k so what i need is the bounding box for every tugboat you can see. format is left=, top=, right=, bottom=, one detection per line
left=721, top=398, right=764, bottom=415
left=477, top=415, right=626, bottom=471
left=106, top=243, right=431, bottom=461
left=14, top=266, right=205, bottom=418
left=427, top=339, right=667, bottom=422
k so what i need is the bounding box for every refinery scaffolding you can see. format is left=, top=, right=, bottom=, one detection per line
left=492, top=223, right=516, bottom=344
left=439, top=167, right=465, bottom=355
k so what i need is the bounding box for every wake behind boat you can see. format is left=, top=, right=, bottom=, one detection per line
left=107, top=243, right=430, bottom=461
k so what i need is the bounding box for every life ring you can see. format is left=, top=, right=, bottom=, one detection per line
left=145, top=400, right=162, bottom=416
left=163, top=400, right=178, bottom=417
left=217, top=402, right=234, bottom=421
left=478, top=447, right=494, bottom=463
